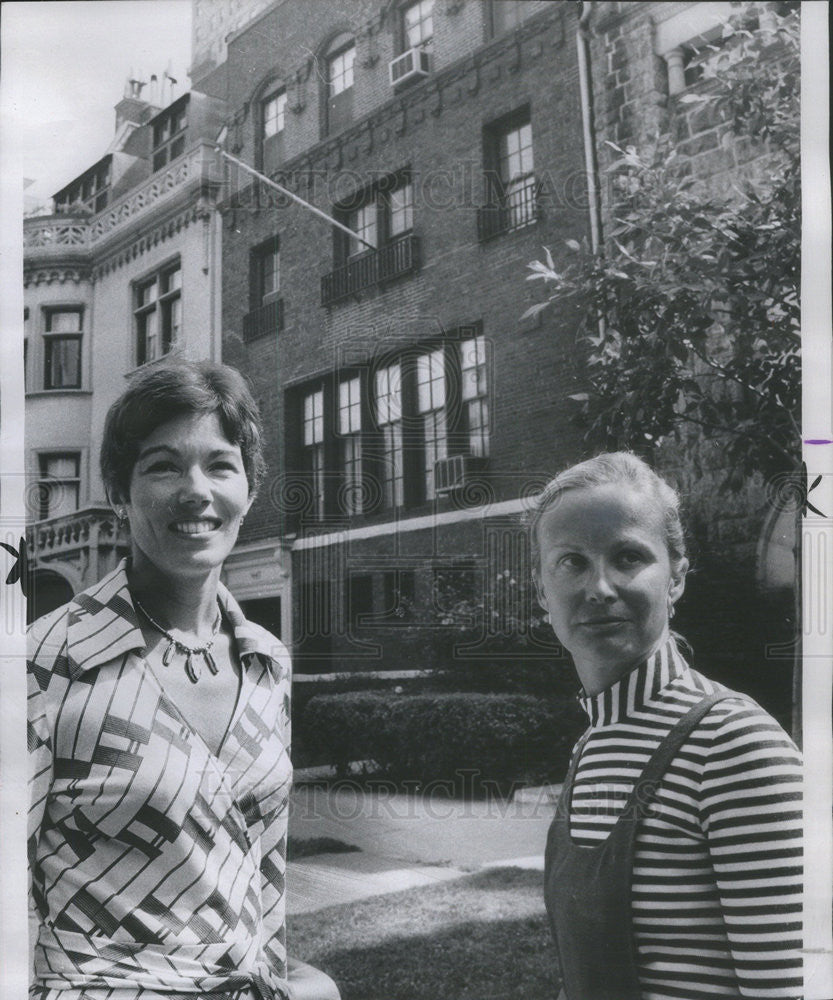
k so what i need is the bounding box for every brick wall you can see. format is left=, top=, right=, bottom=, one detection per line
left=221, top=2, right=591, bottom=544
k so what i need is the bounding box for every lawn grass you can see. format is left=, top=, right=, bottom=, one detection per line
left=287, top=867, right=561, bottom=1000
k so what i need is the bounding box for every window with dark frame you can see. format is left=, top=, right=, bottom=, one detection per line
left=43, top=308, right=83, bottom=390
left=262, top=88, right=287, bottom=139
left=54, top=159, right=111, bottom=214
left=375, top=362, right=404, bottom=508
left=337, top=173, right=414, bottom=263
left=303, top=387, right=326, bottom=520
left=151, top=100, right=188, bottom=172
left=325, top=36, right=355, bottom=136
left=480, top=109, right=537, bottom=239
left=134, top=261, right=182, bottom=366
left=244, top=238, right=282, bottom=341
left=416, top=347, right=448, bottom=501
left=255, top=238, right=280, bottom=304
left=460, top=334, right=490, bottom=457
left=292, top=332, right=489, bottom=519
left=338, top=376, right=363, bottom=515
left=260, top=87, right=287, bottom=172
left=402, top=0, right=434, bottom=52
left=37, top=453, right=81, bottom=521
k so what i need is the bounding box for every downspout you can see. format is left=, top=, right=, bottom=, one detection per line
left=576, top=1, right=602, bottom=256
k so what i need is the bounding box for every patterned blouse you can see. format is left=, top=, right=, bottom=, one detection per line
left=567, top=639, right=803, bottom=999
left=28, top=560, right=292, bottom=1000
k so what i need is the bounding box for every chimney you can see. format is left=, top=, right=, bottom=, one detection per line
left=114, top=73, right=158, bottom=131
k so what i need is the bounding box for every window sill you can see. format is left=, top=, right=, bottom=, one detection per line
left=26, top=389, right=92, bottom=398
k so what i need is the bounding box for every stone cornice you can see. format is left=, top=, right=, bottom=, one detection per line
left=24, top=266, right=91, bottom=288
left=221, top=3, right=567, bottom=211
left=91, top=205, right=205, bottom=279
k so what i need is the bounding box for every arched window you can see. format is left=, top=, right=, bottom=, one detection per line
left=322, top=32, right=355, bottom=137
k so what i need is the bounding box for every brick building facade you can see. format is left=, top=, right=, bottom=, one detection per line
left=210, top=0, right=591, bottom=673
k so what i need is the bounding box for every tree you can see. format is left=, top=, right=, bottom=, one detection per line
left=526, top=6, right=800, bottom=486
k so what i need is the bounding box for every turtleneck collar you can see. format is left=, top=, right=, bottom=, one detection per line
left=579, top=638, right=691, bottom=727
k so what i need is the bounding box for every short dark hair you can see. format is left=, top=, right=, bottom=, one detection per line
left=101, top=357, right=266, bottom=504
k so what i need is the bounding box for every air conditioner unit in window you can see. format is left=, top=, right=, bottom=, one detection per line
left=389, top=47, right=430, bottom=87
left=434, top=454, right=489, bottom=495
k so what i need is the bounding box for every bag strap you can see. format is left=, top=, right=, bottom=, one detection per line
left=622, top=690, right=743, bottom=820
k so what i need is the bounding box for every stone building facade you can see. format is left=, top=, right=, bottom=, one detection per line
left=23, top=83, right=227, bottom=619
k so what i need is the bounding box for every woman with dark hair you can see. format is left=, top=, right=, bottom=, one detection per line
left=28, top=358, right=339, bottom=1000
left=531, top=452, right=802, bottom=1000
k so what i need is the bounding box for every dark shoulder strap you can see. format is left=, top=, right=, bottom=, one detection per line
left=624, top=691, right=742, bottom=819
left=554, top=726, right=593, bottom=820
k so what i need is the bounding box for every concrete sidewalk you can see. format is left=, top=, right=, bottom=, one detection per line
left=287, top=782, right=560, bottom=915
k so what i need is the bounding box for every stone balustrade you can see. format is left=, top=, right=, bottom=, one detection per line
left=24, top=142, right=220, bottom=258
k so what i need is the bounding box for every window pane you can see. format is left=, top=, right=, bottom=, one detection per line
left=416, top=348, right=445, bottom=413
left=263, top=90, right=286, bottom=137
left=339, top=377, right=361, bottom=434
left=46, top=337, right=81, bottom=389
left=405, top=0, right=434, bottom=49
left=304, top=390, right=324, bottom=445
left=375, top=363, right=402, bottom=425
left=423, top=409, right=447, bottom=499
left=390, top=183, right=414, bottom=236
left=461, top=336, right=487, bottom=400
left=329, top=44, right=355, bottom=95
left=262, top=247, right=280, bottom=296
left=138, top=279, right=157, bottom=307
left=46, top=310, right=82, bottom=333
left=162, top=266, right=182, bottom=294
left=349, top=203, right=377, bottom=254
left=39, top=454, right=80, bottom=519
left=43, top=454, right=78, bottom=479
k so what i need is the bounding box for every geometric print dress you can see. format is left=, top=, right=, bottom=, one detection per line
left=28, top=560, right=293, bottom=1000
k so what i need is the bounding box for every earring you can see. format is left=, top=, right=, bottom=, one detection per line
left=668, top=600, right=676, bottom=620
left=116, top=507, right=127, bottom=522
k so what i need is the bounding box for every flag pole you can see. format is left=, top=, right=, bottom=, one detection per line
left=215, top=147, right=377, bottom=250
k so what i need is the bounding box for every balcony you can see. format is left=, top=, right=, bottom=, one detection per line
left=477, top=176, right=539, bottom=242
left=27, top=506, right=131, bottom=600
left=321, top=233, right=420, bottom=306
left=24, top=142, right=221, bottom=264
left=243, top=298, right=284, bottom=341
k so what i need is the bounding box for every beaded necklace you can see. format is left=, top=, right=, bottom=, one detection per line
left=134, top=597, right=223, bottom=684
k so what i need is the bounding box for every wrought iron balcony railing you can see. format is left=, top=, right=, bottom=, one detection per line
left=243, top=298, right=284, bottom=341
left=321, top=233, right=420, bottom=306
left=476, top=175, right=539, bottom=242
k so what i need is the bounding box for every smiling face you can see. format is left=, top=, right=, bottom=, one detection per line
left=533, top=484, right=687, bottom=695
left=124, top=411, right=252, bottom=586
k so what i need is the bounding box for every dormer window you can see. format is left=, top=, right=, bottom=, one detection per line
left=152, top=98, right=188, bottom=171
left=53, top=158, right=111, bottom=214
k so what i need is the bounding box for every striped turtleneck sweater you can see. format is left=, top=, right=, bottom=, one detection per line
left=567, top=639, right=802, bottom=1000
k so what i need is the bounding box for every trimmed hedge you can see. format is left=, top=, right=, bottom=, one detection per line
left=302, top=691, right=584, bottom=790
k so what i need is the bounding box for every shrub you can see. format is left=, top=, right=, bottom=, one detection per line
left=302, top=691, right=585, bottom=791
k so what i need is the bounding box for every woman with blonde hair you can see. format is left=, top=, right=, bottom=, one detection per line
left=531, top=452, right=802, bottom=1000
